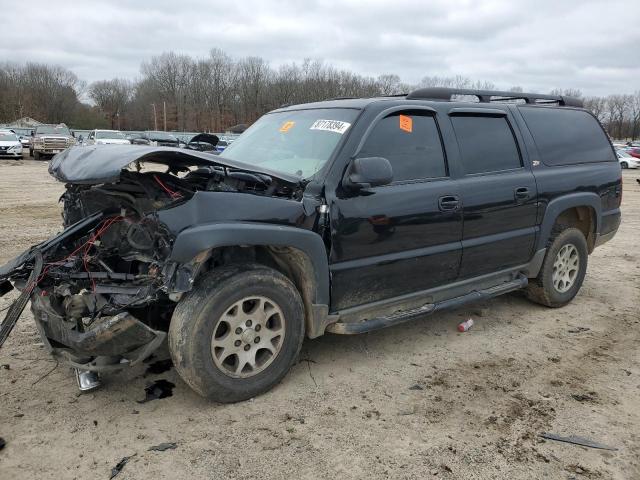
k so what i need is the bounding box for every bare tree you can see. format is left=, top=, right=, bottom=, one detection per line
left=606, top=95, right=630, bottom=139
left=4, top=48, right=639, bottom=137
left=628, top=92, right=640, bottom=140
left=583, top=96, right=607, bottom=123
left=549, top=88, right=583, bottom=98
left=88, top=79, right=133, bottom=129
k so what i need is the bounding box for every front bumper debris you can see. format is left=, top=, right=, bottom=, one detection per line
left=29, top=291, right=166, bottom=372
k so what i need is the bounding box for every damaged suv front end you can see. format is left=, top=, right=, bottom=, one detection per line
left=0, top=144, right=307, bottom=374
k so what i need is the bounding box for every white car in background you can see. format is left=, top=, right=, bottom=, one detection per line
left=0, top=130, right=23, bottom=159
left=617, top=149, right=640, bottom=169
left=85, top=129, right=131, bottom=145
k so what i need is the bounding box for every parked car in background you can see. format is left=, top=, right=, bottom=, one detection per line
left=215, top=139, right=228, bottom=152
left=18, top=135, right=31, bottom=149
left=85, top=129, right=131, bottom=145
left=617, top=149, right=640, bottom=168
left=0, top=130, right=23, bottom=159
left=186, top=133, right=219, bottom=152
left=625, top=147, right=640, bottom=159
left=30, top=124, right=75, bottom=160
left=129, top=131, right=180, bottom=147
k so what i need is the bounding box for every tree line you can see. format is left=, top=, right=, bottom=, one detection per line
left=1, top=49, right=639, bottom=139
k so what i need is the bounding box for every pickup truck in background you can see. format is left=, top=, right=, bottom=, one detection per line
left=30, top=124, right=76, bottom=160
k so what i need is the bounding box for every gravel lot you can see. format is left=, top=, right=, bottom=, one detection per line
left=0, top=159, right=638, bottom=479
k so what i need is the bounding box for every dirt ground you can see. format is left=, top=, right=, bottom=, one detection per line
left=0, top=159, right=638, bottom=480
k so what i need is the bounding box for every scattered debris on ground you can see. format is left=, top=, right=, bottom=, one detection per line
left=541, top=433, right=618, bottom=451
left=110, top=454, right=136, bottom=479
left=138, top=379, right=175, bottom=403
left=145, top=359, right=173, bottom=376
left=148, top=442, right=177, bottom=452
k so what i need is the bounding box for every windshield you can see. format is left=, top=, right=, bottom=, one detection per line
left=96, top=131, right=127, bottom=140
left=35, top=125, right=71, bottom=136
left=219, top=108, right=360, bottom=178
left=0, top=132, right=18, bottom=141
left=148, top=131, right=178, bottom=141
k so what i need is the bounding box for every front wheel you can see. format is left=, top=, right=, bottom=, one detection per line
left=33, top=151, right=41, bottom=160
left=526, top=226, right=588, bottom=307
left=168, top=264, right=305, bottom=403
left=621, top=161, right=628, bottom=169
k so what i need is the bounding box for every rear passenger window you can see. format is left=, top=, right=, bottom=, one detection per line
left=519, top=107, right=616, bottom=165
left=358, top=112, right=446, bottom=182
left=451, top=115, right=522, bottom=174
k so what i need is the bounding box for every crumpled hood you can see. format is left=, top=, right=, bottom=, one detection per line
left=48, top=145, right=302, bottom=185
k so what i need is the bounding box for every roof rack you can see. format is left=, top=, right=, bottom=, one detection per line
left=406, top=87, right=583, bottom=108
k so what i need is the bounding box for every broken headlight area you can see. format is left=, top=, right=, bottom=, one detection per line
left=0, top=146, right=305, bottom=372
left=0, top=172, right=199, bottom=369
left=8, top=212, right=175, bottom=369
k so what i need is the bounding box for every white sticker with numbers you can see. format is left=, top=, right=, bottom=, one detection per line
left=310, top=119, right=351, bottom=134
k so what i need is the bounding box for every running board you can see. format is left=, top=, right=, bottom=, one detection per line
left=326, top=274, right=528, bottom=335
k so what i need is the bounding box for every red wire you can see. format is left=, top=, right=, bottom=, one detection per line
left=153, top=174, right=182, bottom=199
left=30, top=216, right=124, bottom=292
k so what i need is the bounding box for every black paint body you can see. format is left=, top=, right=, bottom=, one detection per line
left=152, top=97, right=621, bottom=315
left=86, top=98, right=622, bottom=312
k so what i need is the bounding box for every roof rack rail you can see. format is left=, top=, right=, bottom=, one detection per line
left=406, top=87, right=583, bottom=108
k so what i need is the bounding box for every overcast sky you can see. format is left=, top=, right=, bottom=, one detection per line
left=3, top=0, right=639, bottom=96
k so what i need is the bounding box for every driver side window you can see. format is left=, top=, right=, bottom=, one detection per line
left=358, top=112, right=447, bottom=182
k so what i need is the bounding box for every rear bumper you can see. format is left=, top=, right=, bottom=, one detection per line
left=595, top=229, right=617, bottom=247
left=595, top=209, right=621, bottom=247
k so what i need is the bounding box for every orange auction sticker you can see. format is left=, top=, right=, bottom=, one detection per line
left=399, top=115, right=412, bottom=133
left=279, top=121, right=295, bottom=132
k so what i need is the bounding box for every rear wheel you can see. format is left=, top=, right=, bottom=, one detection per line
left=526, top=226, right=588, bottom=307
left=168, top=264, right=305, bottom=403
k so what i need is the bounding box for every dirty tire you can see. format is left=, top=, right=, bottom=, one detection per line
left=526, top=226, right=588, bottom=307
left=168, top=263, right=305, bottom=403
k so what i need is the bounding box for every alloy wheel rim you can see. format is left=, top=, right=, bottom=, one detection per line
left=210, top=296, right=285, bottom=378
left=552, top=244, right=580, bottom=293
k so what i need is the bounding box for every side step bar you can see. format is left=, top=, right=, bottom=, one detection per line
left=326, top=275, right=528, bottom=335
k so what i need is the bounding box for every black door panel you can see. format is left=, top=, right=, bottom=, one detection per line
left=329, top=181, right=462, bottom=310
left=449, top=113, right=539, bottom=278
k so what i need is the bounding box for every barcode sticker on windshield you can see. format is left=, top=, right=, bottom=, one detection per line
left=310, top=120, right=351, bottom=134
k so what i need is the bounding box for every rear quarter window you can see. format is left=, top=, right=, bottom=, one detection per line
left=519, top=107, right=615, bottom=166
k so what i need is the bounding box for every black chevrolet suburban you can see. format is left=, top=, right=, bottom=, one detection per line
left=0, top=88, right=621, bottom=402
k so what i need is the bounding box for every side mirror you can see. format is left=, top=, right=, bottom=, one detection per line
left=344, top=157, right=393, bottom=190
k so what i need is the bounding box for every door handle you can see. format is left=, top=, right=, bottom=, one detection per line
left=438, top=195, right=460, bottom=211
left=514, top=187, right=530, bottom=201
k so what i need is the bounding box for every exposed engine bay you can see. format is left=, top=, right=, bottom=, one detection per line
left=0, top=146, right=305, bottom=373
